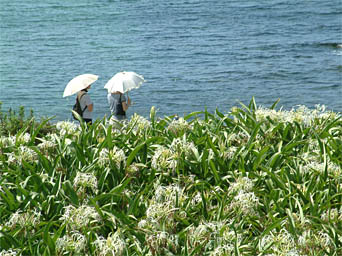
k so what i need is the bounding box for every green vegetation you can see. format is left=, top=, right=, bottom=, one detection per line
left=0, top=98, right=341, bottom=255
left=0, top=102, right=56, bottom=138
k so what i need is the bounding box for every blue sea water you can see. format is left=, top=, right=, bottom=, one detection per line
left=0, top=0, right=341, bottom=121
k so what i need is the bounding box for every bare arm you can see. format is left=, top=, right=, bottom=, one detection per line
left=87, top=103, right=93, bottom=112
left=122, top=102, right=128, bottom=112
left=122, top=96, right=131, bottom=112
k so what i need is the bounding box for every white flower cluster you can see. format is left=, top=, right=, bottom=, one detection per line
left=93, top=231, right=126, bottom=256
left=98, top=147, right=126, bottom=168
left=139, top=183, right=187, bottom=240
left=56, top=121, right=79, bottom=136
left=229, top=131, right=250, bottom=145
left=6, top=209, right=41, bottom=229
left=37, top=139, right=56, bottom=151
left=154, top=183, right=187, bottom=205
left=187, top=221, right=238, bottom=253
left=152, top=137, right=200, bottom=172
left=19, top=145, right=37, bottom=162
left=151, top=146, right=178, bottom=172
left=260, top=229, right=298, bottom=255
left=297, top=230, right=332, bottom=251
left=167, top=117, right=191, bottom=135
left=210, top=244, right=234, bottom=256
left=74, top=171, right=98, bottom=194
left=0, top=133, right=31, bottom=148
left=170, top=137, right=197, bottom=159
left=191, top=192, right=202, bottom=205
left=145, top=230, right=179, bottom=255
left=126, top=163, right=142, bottom=176
left=229, top=176, right=254, bottom=193
left=145, top=184, right=185, bottom=221
left=6, top=146, right=38, bottom=165
left=37, top=133, right=58, bottom=151
left=60, top=204, right=101, bottom=231
left=303, top=160, right=341, bottom=178
left=255, top=104, right=338, bottom=127
left=0, top=249, right=20, bottom=256
left=18, top=133, right=31, bottom=144
left=56, top=231, right=87, bottom=255
left=320, top=207, right=342, bottom=222
left=0, top=136, right=16, bottom=147
left=222, top=146, right=238, bottom=160
left=227, top=176, right=259, bottom=215
left=127, top=114, right=151, bottom=134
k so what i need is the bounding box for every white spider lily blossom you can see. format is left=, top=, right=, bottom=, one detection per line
left=303, top=160, right=341, bottom=178
left=60, top=204, right=101, bottom=231
left=145, top=230, right=179, bottom=255
left=40, top=133, right=61, bottom=149
left=229, top=176, right=254, bottom=193
left=230, top=191, right=259, bottom=215
left=6, top=209, right=41, bottom=229
left=140, top=184, right=187, bottom=233
left=255, top=104, right=339, bottom=127
left=56, top=121, right=79, bottom=135
left=320, top=208, right=341, bottom=222
left=74, top=172, right=98, bottom=194
left=93, top=231, right=126, bottom=256
left=169, top=137, right=197, bottom=158
left=19, top=145, right=38, bottom=163
left=37, top=138, right=56, bottom=150
left=0, top=249, right=20, bottom=256
left=167, top=117, right=191, bottom=135
left=0, top=133, right=30, bottom=147
left=187, top=221, right=240, bottom=253
left=260, top=229, right=301, bottom=255
left=210, top=244, right=234, bottom=256
left=223, top=146, right=238, bottom=160
left=151, top=146, right=177, bottom=171
left=6, top=145, right=38, bottom=165
left=98, top=147, right=126, bottom=168
left=0, top=136, right=16, bottom=147
left=298, top=230, right=333, bottom=252
left=154, top=184, right=186, bottom=204
left=127, top=114, right=152, bottom=133
left=227, top=177, right=259, bottom=215
left=56, top=231, right=87, bottom=255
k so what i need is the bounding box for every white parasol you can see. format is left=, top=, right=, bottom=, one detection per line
left=63, top=74, right=98, bottom=97
left=104, top=71, right=145, bottom=94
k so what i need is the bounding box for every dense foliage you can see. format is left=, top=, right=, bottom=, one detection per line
left=0, top=98, right=341, bottom=255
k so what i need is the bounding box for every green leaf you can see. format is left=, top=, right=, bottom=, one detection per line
left=126, top=137, right=163, bottom=166
left=267, top=152, right=282, bottom=169
left=209, top=160, right=221, bottom=185
left=260, top=217, right=286, bottom=237
left=62, top=180, right=79, bottom=205
left=0, top=230, right=20, bottom=249
left=246, top=122, right=262, bottom=151
left=30, top=117, right=53, bottom=145
left=0, top=186, right=16, bottom=210
left=43, top=222, right=55, bottom=252
left=253, top=146, right=270, bottom=171
left=270, top=98, right=280, bottom=110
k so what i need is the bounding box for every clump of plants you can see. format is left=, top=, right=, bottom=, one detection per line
left=0, top=102, right=56, bottom=139
left=0, top=98, right=341, bottom=255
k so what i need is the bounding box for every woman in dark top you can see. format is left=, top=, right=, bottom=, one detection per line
left=107, top=91, right=131, bottom=121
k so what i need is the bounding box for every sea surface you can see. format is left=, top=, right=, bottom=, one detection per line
left=0, top=0, right=341, bottom=121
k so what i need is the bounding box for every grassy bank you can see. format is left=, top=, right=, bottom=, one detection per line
left=0, top=98, right=341, bottom=255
